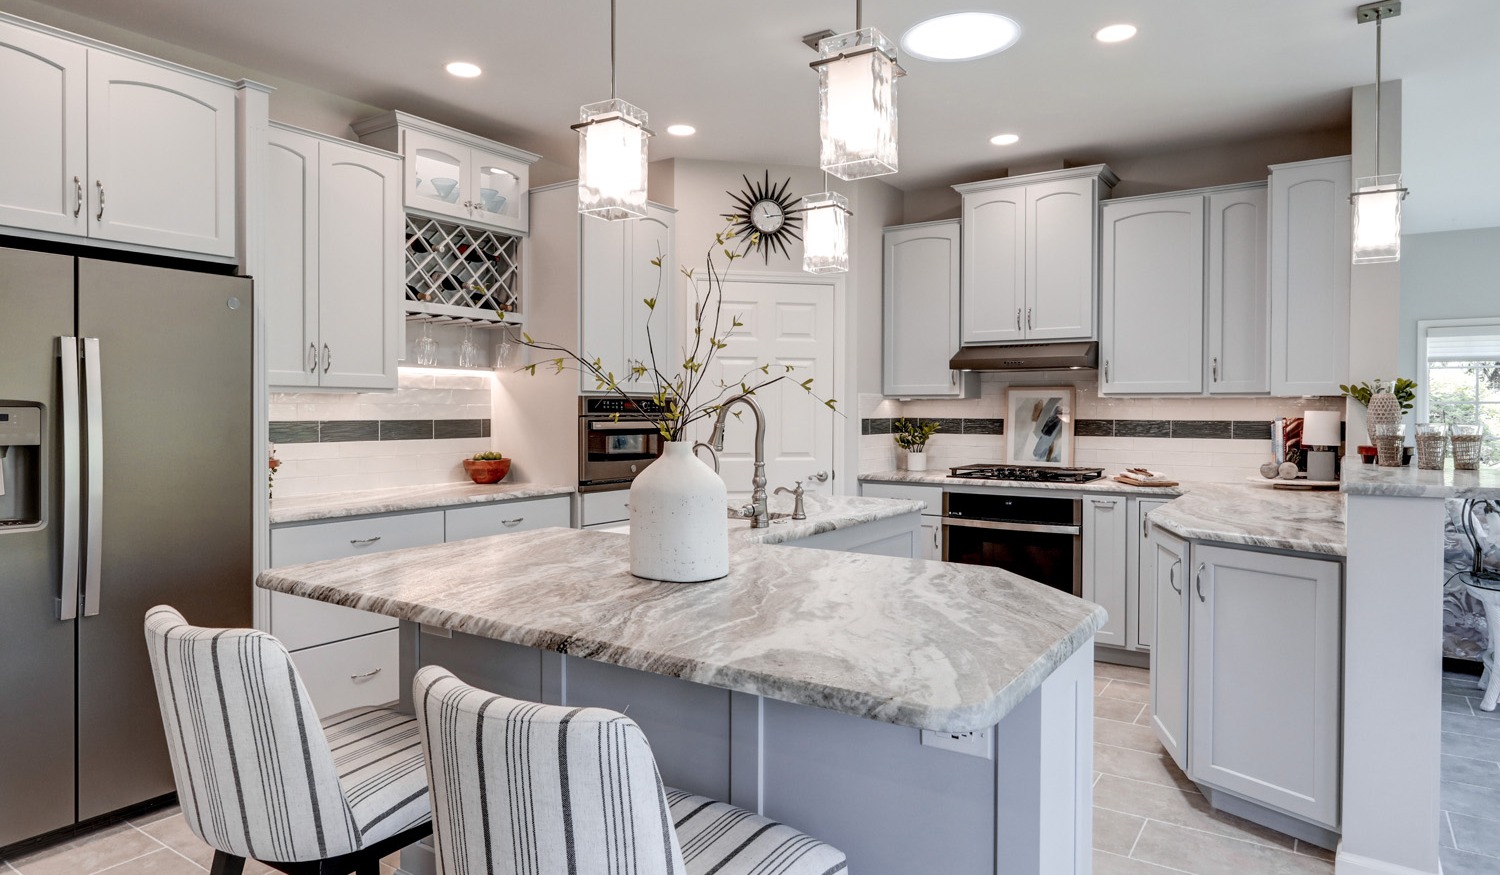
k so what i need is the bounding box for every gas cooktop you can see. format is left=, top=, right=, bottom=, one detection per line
left=948, top=464, right=1105, bottom=484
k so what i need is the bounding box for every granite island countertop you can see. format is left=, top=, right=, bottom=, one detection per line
left=732, top=492, right=924, bottom=544
left=269, top=482, right=576, bottom=525
left=1341, top=463, right=1500, bottom=500
left=257, top=527, right=1106, bottom=733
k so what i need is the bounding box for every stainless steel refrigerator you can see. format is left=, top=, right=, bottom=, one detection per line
left=0, top=246, right=253, bottom=847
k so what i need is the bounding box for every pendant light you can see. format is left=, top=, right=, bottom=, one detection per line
left=1351, top=1, right=1408, bottom=264
left=574, top=0, right=651, bottom=220
left=810, top=0, right=904, bottom=180
left=803, top=176, right=851, bottom=275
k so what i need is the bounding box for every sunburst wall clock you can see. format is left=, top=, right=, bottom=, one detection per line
left=723, top=172, right=805, bottom=264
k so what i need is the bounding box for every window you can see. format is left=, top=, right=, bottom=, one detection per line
left=1418, top=319, right=1500, bottom=467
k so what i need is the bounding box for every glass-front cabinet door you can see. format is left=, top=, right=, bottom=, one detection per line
left=403, top=128, right=470, bottom=222
left=472, top=149, right=527, bottom=235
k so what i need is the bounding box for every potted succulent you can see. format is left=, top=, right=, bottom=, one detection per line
left=463, top=451, right=511, bottom=484
left=893, top=418, right=940, bottom=471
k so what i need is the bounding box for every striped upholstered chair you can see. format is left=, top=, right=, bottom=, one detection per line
left=413, top=665, right=849, bottom=875
left=144, top=606, right=432, bottom=875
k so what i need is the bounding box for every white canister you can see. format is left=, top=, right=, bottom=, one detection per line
left=628, top=441, right=729, bottom=582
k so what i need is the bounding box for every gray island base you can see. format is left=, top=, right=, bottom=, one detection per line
left=257, top=527, right=1107, bottom=875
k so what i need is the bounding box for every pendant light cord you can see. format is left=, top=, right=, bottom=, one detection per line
left=610, top=0, right=617, bottom=100
left=855, top=0, right=862, bottom=31
left=1374, top=14, right=1382, bottom=178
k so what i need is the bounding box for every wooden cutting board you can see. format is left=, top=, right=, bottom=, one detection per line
left=1112, top=474, right=1180, bottom=488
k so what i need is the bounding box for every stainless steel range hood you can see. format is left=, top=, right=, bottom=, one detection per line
left=948, top=341, right=1098, bottom=372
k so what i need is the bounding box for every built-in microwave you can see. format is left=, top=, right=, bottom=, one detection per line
left=578, top=397, right=668, bottom=492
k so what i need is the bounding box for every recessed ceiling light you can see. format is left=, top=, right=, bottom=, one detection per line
left=666, top=124, right=696, bottom=136
left=901, top=12, right=1022, bottom=62
left=445, top=61, right=482, bottom=78
left=1094, top=24, right=1138, bottom=43
left=990, top=133, right=1021, bottom=146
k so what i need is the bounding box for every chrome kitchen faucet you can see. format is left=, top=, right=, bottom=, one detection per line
left=710, top=394, right=769, bottom=528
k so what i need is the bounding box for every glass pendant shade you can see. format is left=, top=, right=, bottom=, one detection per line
left=576, top=98, right=651, bottom=221
left=802, top=191, right=850, bottom=274
left=815, top=28, right=899, bottom=181
left=1352, top=173, right=1403, bottom=264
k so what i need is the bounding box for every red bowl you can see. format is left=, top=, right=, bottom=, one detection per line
left=463, top=458, right=511, bottom=484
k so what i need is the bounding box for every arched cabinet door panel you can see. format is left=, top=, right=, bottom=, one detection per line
left=0, top=23, right=86, bottom=236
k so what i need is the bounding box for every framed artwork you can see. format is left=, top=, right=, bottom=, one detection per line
left=1006, top=387, right=1076, bottom=466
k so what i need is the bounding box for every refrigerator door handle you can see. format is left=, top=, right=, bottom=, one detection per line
left=58, top=337, right=82, bottom=621
left=82, top=337, right=104, bottom=617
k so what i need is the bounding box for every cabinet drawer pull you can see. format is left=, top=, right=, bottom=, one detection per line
left=1015, top=308, right=1021, bottom=330
left=307, top=343, right=318, bottom=373
left=350, top=667, right=383, bottom=680
left=501, top=517, right=525, bottom=526
left=1096, top=498, right=1119, bottom=507
left=1194, top=562, right=1206, bottom=602
left=350, top=536, right=382, bottom=546
left=1169, top=558, right=1182, bottom=595
left=323, top=343, right=332, bottom=373
left=73, top=176, right=82, bottom=218
left=95, top=180, right=105, bottom=221
left=1027, top=307, right=1033, bottom=330
left=1212, top=357, right=1220, bottom=382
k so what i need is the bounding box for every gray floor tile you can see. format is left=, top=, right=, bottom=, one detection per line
left=1443, top=778, right=1500, bottom=819
left=1096, top=717, right=1168, bottom=755
left=1096, top=742, right=1198, bottom=792
left=1092, top=850, right=1188, bottom=874
left=96, top=848, right=204, bottom=875
left=1093, top=774, right=1294, bottom=850
left=1447, top=694, right=1478, bottom=715
left=1467, top=698, right=1500, bottom=719
left=1096, top=663, right=1151, bottom=684
left=1293, top=840, right=1336, bottom=861
left=1444, top=754, right=1500, bottom=790
left=1101, top=679, right=1151, bottom=705
left=1447, top=712, right=1500, bottom=740
left=1448, top=811, right=1500, bottom=858
left=1443, top=812, right=1457, bottom=849
left=1096, top=697, right=1147, bottom=723
left=1092, top=806, right=1145, bottom=855
left=1445, top=730, right=1500, bottom=762
left=1441, top=845, right=1500, bottom=875
left=1129, top=820, right=1332, bottom=875
left=4, top=823, right=164, bottom=875
left=1096, top=678, right=1114, bottom=696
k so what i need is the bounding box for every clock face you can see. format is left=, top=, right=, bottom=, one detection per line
left=723, top=171, right=804, bottom=264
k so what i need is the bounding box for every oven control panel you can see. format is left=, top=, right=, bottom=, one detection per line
left=580, top=396, right=668, bottom=416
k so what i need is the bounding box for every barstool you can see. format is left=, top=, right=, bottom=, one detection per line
left=412, top=665, right=849, bottom=875
left=1459, top=572, right=1500, bottom=711
left=143, top=606, right=431, bottom=875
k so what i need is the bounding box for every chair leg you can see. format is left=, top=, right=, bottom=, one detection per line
left=210, top=850, right=247, bottom=875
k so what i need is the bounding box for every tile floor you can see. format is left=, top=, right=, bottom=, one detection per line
left=8, top=664, right=1498, bottom=874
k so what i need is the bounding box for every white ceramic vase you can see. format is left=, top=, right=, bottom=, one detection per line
left=906, top=450, right=928, bottom=472
left=629, top=441, right=728, bottom=583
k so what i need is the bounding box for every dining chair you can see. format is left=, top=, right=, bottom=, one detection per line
left=412, top=664, right=849, bottom=875
left=143, top=605, right=431, bottom=875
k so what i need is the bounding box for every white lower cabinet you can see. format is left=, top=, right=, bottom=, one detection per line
left=1129, top=498, right=1172, bottom=652
left=291, top=629, right=399, bottom=718
left=918, top=519, right=941, bottom=561
left=859, top=482, right=942, bottom=561
left=444, top=495, right=571, bottom=541
left=1149, top=530, right=1343, bottom=831
left=1082, top=496, right=1128, bottom=648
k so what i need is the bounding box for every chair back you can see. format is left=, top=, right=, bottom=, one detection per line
left=413, top=665, right=686, bottom=875
left=143, top=605, right=363, bottom=862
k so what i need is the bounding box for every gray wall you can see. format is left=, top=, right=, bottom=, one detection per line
left=1398, top=227, right=1500, bottom=380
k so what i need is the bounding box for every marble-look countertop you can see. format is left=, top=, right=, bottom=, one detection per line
left=1341, top=463, right=1500, bottom=500
left=860, top=469, right=1184, bottom=496
left=1147, top=483, right=1346, bottom=556
left=733, top=493, right=923, bottom=544
left=269, top=482, right=575, bottom=525
left=257, top=528, right=1106, bottom=733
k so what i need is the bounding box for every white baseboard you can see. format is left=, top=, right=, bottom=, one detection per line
left=1334, top=848, right=1441, bottom=875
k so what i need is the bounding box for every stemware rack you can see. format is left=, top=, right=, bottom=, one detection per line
left=403, top=214, right=522, bottom=324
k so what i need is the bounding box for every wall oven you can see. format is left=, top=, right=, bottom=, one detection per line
left=578, top=397, right=668, bottom=492
left=942, top=491, right=1083, bottom=597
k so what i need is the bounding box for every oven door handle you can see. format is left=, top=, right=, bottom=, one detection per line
left=940, top=517, right=1081, bottom=536
left=587, top=420, right=654, bottom=431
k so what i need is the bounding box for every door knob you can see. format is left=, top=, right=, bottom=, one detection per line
left=810, top=471, right=829, bottom=483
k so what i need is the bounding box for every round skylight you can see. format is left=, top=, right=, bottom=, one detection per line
left=901, top=12, right=1022, bottom=62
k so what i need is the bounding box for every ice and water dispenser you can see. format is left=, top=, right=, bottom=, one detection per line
left=0, top=405, right=42, bottom=528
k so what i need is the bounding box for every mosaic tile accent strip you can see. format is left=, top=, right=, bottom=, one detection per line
left=861, top=418, right=1004, bottom=436
left=269, top=419, right=490, bottom=444
left=865, top=418, right=1291, bottom=442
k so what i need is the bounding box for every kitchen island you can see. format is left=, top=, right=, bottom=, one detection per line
left=258, top=525, right=1106, bottom=875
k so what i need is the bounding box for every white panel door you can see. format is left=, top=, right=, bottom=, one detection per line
left=1026, top=177, right=1097, bottom=340
left=579, top=215, right=629, bottom=392
left=1269, top=157, right=1351, bottom=396
left=0, top=22, right=86, bottom=236
left=86, top=51, right=235, bottom=256
left=694, top=277, right=837, bottom=500
left=1130, top=498, right=1172, bottom=652
left=1100, top=195, right=1205, bottom=394
left=1189, top=545, right=1342, bottom=829
left=884, top=221, right=961, bottom=397
left=1082, top=496, right=1127, bottom=648
left=1207, top=187, right=1270, bottom=394
left=1149, top=530, right=1189, bottom=772
left=961, top=188, right=1025, bottom=343
left=264, top=127, right=319, bottom=388
left=317, top=139, right=400, bottom=390
left=625, top=206, right=675, bottom=392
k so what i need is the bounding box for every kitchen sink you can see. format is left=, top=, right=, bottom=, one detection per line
left=726, top=508, right=795, bottom=521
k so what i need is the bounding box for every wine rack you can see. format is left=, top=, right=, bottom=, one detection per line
left=403, top=214, right=521, bottom=323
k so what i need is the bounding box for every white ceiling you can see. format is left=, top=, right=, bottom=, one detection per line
left=21, top=0, right=1500, bottom=232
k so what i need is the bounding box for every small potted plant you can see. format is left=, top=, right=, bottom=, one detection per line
left=463, top=451, right=511, bottom=484
left=1341, top=377, right=1417, bottom=452
left=893, top=418, right=940, bottom=471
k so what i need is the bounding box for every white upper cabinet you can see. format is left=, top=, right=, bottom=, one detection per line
left=1269, top=156, right=1351, bottom=396
left=265, top=124, right=400, bottom=391
left=353, top=111, right=539, bottom=237
left=1206, top=186, right=1270, bottom=394
left=0, top=24, right=86, bottom=236
left=957, top=166, right=1115, bottom=345
left=0, top=15, right=236, bottom=259
left=1100, top=194, right=1205, bottom=394
left=883, top=220, right=969, bottom=397
left=579, top=203, right=675, bottom=393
